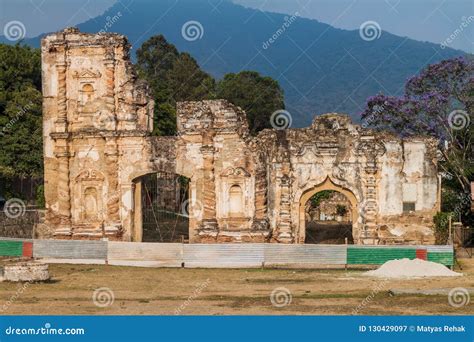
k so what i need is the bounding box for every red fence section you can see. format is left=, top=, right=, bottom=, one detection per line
left=22, top=241, right=33, bottom=258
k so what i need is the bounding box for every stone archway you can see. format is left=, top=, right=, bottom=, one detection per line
left=298, top=177, right=358, bottom=243
left=131, top=172, right=190, bottom=243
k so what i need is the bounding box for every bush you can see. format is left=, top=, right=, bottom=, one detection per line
left=433, top=212, right=452, bottom=245
left=309, top=190, right=334, bottom=207
left=336, top=204, right=347, bottom=217
left=35, top=184, right=45, bottom=208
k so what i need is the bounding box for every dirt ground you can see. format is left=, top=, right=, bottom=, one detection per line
left=0, top=258, right=473, bottom=315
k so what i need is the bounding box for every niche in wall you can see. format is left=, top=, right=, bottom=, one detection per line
left=73, top=169, right=106, bottom=224
left=218, top=167, right=252, bottom=223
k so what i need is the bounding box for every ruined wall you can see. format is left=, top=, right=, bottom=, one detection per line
left=42, top=28, right=156, bottom=240
left=176, top=106, right=439, bottom=245
left=176, top=100, right=269, bottom=242
left=41, top=29, right=439, bottom=245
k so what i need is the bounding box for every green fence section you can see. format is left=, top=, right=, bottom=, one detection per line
left=427, top=252, right=453, bottom=266
left=347, top=247, right=454, bottom=266
left=0, top=240, right=23, bottom=257
left=347, top=247, right=418, bottom=265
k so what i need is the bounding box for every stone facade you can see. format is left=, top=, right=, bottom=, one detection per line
left=42, top=28, right=156, bottom=241
left=41, top=29, right=440, bottom=244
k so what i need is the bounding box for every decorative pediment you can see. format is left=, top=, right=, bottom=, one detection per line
left=356, top=138, right=386, bottom=158
left=75, top=169, right=105, bottom=182
left=221, top=167, right=251, bottom=177
left=72, top=69, right=101, bottom=79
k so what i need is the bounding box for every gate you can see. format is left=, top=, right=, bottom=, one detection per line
left=140, top=172, right=189, bottom=243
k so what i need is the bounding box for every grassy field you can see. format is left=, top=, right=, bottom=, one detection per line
left=0, top=259, right=473, bottom=315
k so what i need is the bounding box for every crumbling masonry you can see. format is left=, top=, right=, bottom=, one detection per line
left=41, top=29, right=440, bottom=244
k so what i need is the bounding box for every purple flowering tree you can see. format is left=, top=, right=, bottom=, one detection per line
left=361, top=57, right=473, bottom=195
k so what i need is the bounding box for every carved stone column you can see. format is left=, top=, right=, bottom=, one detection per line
left=252, top=150, right=269, bottom=231
left=53, top=137, right=72, bottom=236
left=274, top=133, right=294, bottom=243
left=105, top=137, right=120, bottom=236
left=53, top=54, right=70, bottom=236
left=199, top=143, right=218, bottom=230
left=357, top=137, right=385, bottom=244
left=55, top=60, right=68, bottom=133
left=104, top=52, right=116, bottom=114
left=277, top=174, right=293, bottom=242
left=361, top=167, right=378, bottom=242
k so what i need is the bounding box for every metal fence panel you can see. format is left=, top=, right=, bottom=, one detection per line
left=264, top=244, right=347, bottom=265
left=347, top=245, right=454, bottom=266
left=426, top=245, right=454, bottom=266
left=17, top=237, right=455, bottom=267
left=0, top=240, right=23, bottom=257
left=0, top=237, right=33, bottom=242
left=107, top=242, right=183, bottom=267
left=347, top=247, right=417, bottom=265
left=184, top=244, right=265, bottom=268
left=426, top=245, right=453, bottom=252
left=33, top=239, right=107, bottom=260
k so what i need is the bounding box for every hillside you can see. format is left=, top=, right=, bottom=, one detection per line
left=12, top=0, right=467, bottom=126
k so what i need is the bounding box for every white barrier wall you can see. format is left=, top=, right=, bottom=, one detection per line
left=2, top=238, right=452, bottom=268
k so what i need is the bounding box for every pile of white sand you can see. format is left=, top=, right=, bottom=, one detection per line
left=363, top=258, right=462, bottom=278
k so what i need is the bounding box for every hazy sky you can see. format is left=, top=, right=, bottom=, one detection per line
left=0, top=0, right=115, bottom=37
left=1, top=0, right=472, bottom=53
left=235, top=0, right=473, bottom=53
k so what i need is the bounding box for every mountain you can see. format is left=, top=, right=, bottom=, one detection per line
left=10, top=0, right=467, bottom=127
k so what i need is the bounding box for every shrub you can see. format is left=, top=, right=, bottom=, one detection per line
left=35, top=184, right=45, bottom=208
left=336, top=204, right=347, bottom=217
left=433, top=212, right=452, bottom=245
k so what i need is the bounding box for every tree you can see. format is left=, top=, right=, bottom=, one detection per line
left=216, top=71, right=285, bottom=135
left=360, top=56, right=473, bottom=224
left=136, top=35, right=215, bottom=135
left=136, top=36, right=286, bottom=136
left=0, top=44, right=43, bottom=182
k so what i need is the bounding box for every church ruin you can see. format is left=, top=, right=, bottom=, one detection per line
left=41, top=28, right=440, bottom=245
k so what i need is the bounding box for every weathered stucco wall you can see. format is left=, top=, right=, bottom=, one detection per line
left=42, top=28, right=156, bottom=240
left=176, top=102, right=439, bottom=244
left=41, top=28, right=439, bottom=245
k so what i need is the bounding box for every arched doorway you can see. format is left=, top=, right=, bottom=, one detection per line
left=298, top=178, right=358, bottom=244
left=132, top=172, right=190, bottom=242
